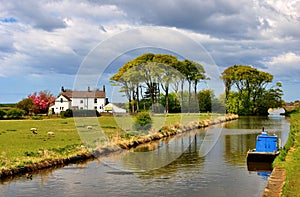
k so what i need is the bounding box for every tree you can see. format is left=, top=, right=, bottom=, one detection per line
left=160, top=92, right=181, bottom=113
left=110, top=53, right=209, bottom=114
left=198, top=89, right=212, bottom=112
left=16, top=98, right=34, bottom=115
left=221, top=65, right=282, bottom=115
left=180, top=60, right=207, bottom=112
left=111, top=53, right=182, bottom=113
left=28, top=90, right=55, bottom=114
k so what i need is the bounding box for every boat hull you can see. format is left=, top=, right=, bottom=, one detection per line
left=246, top=150, right=279, bottom=163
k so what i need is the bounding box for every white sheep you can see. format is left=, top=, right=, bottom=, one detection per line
left=30, top=128, right=38, bottom=134
left=47, top=132, right=55, bottom=136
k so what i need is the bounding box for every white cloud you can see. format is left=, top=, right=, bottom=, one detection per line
left=263, top=52, right=300, bottom=81
left=0, top=0, right=300, bottom=102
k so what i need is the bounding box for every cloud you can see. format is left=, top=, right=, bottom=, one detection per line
left=0, top=0, right=299, bottom=102
left=262, top=52, right=300, bottom=82
left=1, top=1, right=66, bottom=31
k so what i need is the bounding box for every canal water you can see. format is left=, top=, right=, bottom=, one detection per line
left=1, top=116, right=290, bottom=197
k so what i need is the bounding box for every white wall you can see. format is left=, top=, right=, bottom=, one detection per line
left=50, top=95, right=71, bottom=114
left=71, top=98, right=106, bottom=112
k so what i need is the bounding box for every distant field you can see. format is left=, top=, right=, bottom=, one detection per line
left=0, top=113, right=217, bottom=170
left=0, top=104, right=16, bottom=107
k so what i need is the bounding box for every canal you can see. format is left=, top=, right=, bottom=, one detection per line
left=1, top=116, right=290, bottom=197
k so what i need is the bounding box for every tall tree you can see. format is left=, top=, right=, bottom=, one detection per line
left=221, top=65, right=282, bottom=115
left=16, top=98, right=34, bottom=115
left=180, top=60, right=207, bottom=112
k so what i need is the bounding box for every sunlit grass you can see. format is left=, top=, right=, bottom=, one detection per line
left=273, top=108, right=300, bottom=196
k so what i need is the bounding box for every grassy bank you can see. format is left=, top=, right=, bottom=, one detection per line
left=0, top=113, right=218, bottom=171
left=273, top=107, right=300, bottom=196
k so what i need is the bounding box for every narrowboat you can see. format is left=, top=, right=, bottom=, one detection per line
left=246, top=128, right=280, bottom=163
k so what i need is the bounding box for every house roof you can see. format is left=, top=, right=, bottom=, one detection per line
left=56, top=94, right=72, bottom=101
left=60, top=90, right=106, bottom=99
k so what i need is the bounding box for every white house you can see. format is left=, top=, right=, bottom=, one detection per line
left=50, top=86, right=107, bottom=114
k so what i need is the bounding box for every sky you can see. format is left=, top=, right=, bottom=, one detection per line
left=0, top=0, right=299, bottom=103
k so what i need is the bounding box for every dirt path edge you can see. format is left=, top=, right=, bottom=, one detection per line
left=262, top=167, right=286, bottom=197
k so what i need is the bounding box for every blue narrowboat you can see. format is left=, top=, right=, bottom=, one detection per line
left=247, top=128, right=280, bottom=163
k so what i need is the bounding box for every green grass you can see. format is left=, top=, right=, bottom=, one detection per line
left=273, top=107, right=300, bottom=196
left=0, top=113, right=217, bottom=170
left=0, top=118, right=83, bottom=169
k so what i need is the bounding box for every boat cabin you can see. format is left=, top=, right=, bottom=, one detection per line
left=255, top=131, right=278, bottom=153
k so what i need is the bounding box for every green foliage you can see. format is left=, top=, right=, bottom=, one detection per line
left=110, top=53, right=208, bottom=113
left=61, top=109, right=73, bottom=118
left=221, top=65, right=283, bottom=115
left=0, top=109, right=6, bottom=119
left=6, top=108, right=25, bottom=119
left=159, top=92, right=181, bottom=113
left=198, top=89, right=212, bottom=112
left=134, top=111, right=152, bottom=131
left=16, top=98, right=34, bottom=115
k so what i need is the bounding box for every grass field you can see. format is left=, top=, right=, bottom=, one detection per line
left=273, top=108, right=300, bottom=196
left=0, top=113, right=216, bottom=170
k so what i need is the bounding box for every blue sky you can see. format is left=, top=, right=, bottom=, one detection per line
left=0, top=0, right=299, bottom=103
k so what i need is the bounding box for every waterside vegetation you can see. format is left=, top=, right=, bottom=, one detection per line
left=272, top=107, right=300, bottom=196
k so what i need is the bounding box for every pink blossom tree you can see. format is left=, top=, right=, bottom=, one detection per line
left=28, top=90, right=56, bottom=114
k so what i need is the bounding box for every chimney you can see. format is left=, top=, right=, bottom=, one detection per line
left=103, top=85, right=105, bottom=92
left=61, top=86, right=65, bottom=92
left=88, top=86, right=90, bottom=92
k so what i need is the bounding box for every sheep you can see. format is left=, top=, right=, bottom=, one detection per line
left=47, top=132, right=55, bottom=136
left=87, top=126, right=93, bottom=130
left=30, top=128, right=38, bottom=134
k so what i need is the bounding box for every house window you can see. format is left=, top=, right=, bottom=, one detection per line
left=94, top=98, right=97, bottom=103
left=99, top=106, right=102, bottom=109
left=80, top=100, right=83, bottom=104
left=80, top=107, right=83, bottom=110
left=60, top=98, right=63, bottom=103
left=94, top=106, right=97, bottom=110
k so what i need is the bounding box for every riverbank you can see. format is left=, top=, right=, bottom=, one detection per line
left=0, top=113, right=238, bottom=180
left=264, top=107, right=300, bottom=196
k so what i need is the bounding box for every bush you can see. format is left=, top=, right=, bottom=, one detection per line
left=134, top=111, right=152, bottom=131
left=6, top=108, right=25, bottom=119
left=0, top=109, right=5, bottom=119
left=61, top=109, right=73, bottom=118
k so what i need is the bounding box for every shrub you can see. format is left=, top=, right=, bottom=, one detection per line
left=0, top=109, right=5, bottom=119
left=6, top=108, right=25, bottom=119
left=134, top=111, right=152, bottom=131
left=61, top=109, right=73, bottom=118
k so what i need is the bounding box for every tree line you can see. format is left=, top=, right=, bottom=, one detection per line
left=110, top=53, right=212, bottom=114
left=111, top=53, right=283, bottom=115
